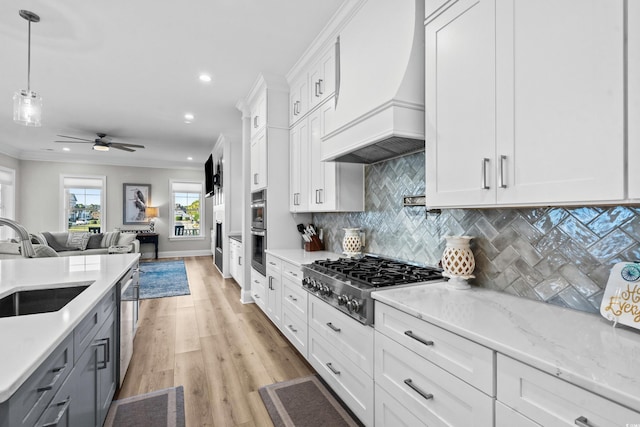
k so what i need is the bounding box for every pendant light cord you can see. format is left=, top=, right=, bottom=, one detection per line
left=27, top=19, right=31, bottom=93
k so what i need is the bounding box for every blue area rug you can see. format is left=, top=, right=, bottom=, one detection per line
left=139, top=260, right=191, bottom=299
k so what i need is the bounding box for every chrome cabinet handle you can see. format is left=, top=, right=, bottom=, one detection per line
left=38, top=397, right=71, bottom=427
left=253, top=116, right=259, bottom=128
left=253, top=294, right=260, bottom=299
left=575, top=416, right=593, bottom=427
left=318, top=189, right=323, bottom=204
left=254, top=173, right=258, bottom=185
left=481, top=158, right=490, bottom=190
left=326, top=322, right=341, bottom=332
left=268, top=276, right=273, bottom=290
left=238, top=256, right=242, bottom=266
left=404, top=379, right=433, bottom=401
left=287, top=324, right=298, bottom=333
left=499, top=155, right=507, bottom=188
left=326, top=362, right=341, bottom=375
left=318, top=79, right=324, bottom=95
left=36, top=364, right=68, bottom=392
left=288, top=294, right=298, bottom=302
left=404, top=330, right=434, bottom=346
left=93, top=338, right=110, bottom=370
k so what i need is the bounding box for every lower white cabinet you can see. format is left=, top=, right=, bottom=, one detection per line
left=250, top=268, right=267, bottom=312
left=228, top=238, right=243, bottom=287
left=308, top=328, right=374, bottom=427
left=497, top=354, right=640, bottom=426
left=495, top=401, right=540, bottom=427
left=375, top=332, right=493, bottom=427
left=374, top=384, right=427, bottom=427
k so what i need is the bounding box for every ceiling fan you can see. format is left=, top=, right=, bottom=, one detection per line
left=55, top=133, right=145, bottom=152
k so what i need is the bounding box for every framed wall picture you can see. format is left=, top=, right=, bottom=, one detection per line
left=123, top=183, right=151, bottom=224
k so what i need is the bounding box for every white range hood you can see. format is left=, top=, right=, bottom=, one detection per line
left=321, top=0, right=425, bottom=164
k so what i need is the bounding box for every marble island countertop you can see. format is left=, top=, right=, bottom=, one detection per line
left=372, top=282, right=640, bottom=412
left=0, top=254, right=140, bottom=402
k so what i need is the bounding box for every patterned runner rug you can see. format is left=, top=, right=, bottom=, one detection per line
left=138, top=260, right=190, bottom=299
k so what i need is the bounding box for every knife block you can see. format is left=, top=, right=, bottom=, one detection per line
left=304, top=235, right=324, bottom=252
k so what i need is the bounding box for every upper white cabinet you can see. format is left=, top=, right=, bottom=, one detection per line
left=425, top=0, right=626, bottom=208
left=289, top=98, right=364, bottom=213
left=289, top=74, right=309, bottom=126
left=250, top=128, right=267, bottom=192
left=250, top=90, right=267, bottom=139
left=308, top=44, right=336, bottom=110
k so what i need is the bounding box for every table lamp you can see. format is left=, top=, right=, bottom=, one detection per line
left=146, top=207, right=159, bottom=232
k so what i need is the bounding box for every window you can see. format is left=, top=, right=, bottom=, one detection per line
left=0, top=166, right=16, bottom=241
left=170, top=180, right=204, bottom=239
left=61, top=175, right=106, bottom=232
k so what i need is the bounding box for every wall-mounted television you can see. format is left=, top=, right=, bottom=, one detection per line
left=204, top=154, right=214, bottom=198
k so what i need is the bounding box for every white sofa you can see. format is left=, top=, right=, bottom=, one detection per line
left=0, top=231, right=140, bottom=259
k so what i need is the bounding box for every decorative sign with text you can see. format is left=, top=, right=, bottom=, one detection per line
left=600, top=262, right=640, bottom=330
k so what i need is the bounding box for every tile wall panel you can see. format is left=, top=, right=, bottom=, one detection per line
left=312, top=152, right=640, bottom=313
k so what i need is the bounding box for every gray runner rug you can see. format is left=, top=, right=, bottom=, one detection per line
left=104, top=386, right=185, bottom=427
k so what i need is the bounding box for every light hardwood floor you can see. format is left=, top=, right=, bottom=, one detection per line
left=117, top=256, right=315, bottom=427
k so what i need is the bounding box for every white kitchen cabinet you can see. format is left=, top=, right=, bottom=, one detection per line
left=250, top=268, right=267, bottom=312
left=281, top=270, right=308, bottom=358
left=497, top=354, right=640, bottom=426
left=375, top=385, right=427, bottom=427
left=289, top=119, right=310, bottom=212
left=289, top=98, right=364, bottom=213
left=264, top=255, right=283, bottom=327
left=250, top=129, right=267, bottom=192
left=495, top=401, right=541, bottom=427
left=425, top=0, right=625, bottom=208
left=308, top=43, right=336, bottom=110
left=289, top=73, right=309, bottom=126
left=308, top=328, right=374, bottom=427
left=228, top=238, right=243, bottom=287
left=629, top=1, right=640, bottom=200
left=250, top=90, right=267, bottom=139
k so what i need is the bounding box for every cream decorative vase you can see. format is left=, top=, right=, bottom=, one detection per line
left=441, top=236, right=475, bottom=290
left=342, top=228, right=362, bottom=257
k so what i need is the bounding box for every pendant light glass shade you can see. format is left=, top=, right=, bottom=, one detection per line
left=13, top=90, right=42, bottom=127
left=13, top=10, right=42, bottom=127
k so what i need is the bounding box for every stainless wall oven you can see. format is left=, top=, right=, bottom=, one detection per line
left=250, top=190, right=267, bottom=275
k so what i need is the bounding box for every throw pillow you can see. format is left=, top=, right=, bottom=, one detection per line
left=67, top=232, right=91, bottom=250
left=33, top=245, right=59, bottom=258
left=117, top=233, right=137, bottom=248
left=86, top=233, right=103, bottom=249
left=0, top=242, right=20, bottom=255
left=101, top=231, right=121, bottom=248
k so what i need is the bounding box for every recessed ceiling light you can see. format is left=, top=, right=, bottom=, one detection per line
left=62, top=147, right=70, bottom=151
left=184, top=113, right=194, bottom=121
left=187, top=156, right=193, bottom=161
left=199, top=74, right=212, bottom=83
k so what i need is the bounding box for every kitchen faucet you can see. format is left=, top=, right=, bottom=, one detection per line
left=0, top=217, right=36, bottom=258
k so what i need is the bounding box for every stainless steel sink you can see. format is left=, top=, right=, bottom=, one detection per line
left=0, top=281, right=94, bottom=317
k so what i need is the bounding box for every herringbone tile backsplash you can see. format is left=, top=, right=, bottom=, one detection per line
left=313, top=152, right=640, bottom=314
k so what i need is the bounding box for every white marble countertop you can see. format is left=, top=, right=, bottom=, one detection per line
left=265, top=248, right=342, bottom=266
left=0, top=254, right=140, bottom=402
left=372, top=282, right=640, bottom=412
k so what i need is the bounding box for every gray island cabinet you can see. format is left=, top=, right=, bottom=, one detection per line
left=0, top=254, right=139, bottom=427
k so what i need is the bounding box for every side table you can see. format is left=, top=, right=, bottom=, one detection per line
left=136, top=233, right=158, bottom=259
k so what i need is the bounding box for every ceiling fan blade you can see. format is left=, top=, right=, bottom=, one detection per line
left=54, top=140, right=93, bottom=143
left=111, top=142, right=145, bottom=149
left=110, top=145, right=136, bottom=152
left=56, top=135, right=93, bottom=142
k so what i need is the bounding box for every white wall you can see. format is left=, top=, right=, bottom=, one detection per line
left=18, top=159, right=212, bottom=258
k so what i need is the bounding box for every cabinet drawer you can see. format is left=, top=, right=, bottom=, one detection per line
left=282, top=277, right=307, bottom=318
left=251, top=269, right=266, bottom=312
left=74, top=286, right=116, bottom=362
left=282, top=261, right=302, bottom=284
left=497, top=354, right=640, bottom=426
left=8, top=334, right=73, bottom=427
left=375, top=302, right=494, bottom=395
left=375, top=384, right=427, bottom=427
left=308, top=329, right=373, bottom=427
left=375, top=332, right=494, bottom=427
left=281, top=308, right=308, bottom=358
left=309, top=295, right=374, bottom=376
left=265, top=255, right=282, bottom=275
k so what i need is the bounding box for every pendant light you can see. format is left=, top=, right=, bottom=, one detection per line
left=13, top=10, right=42, bottom=127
